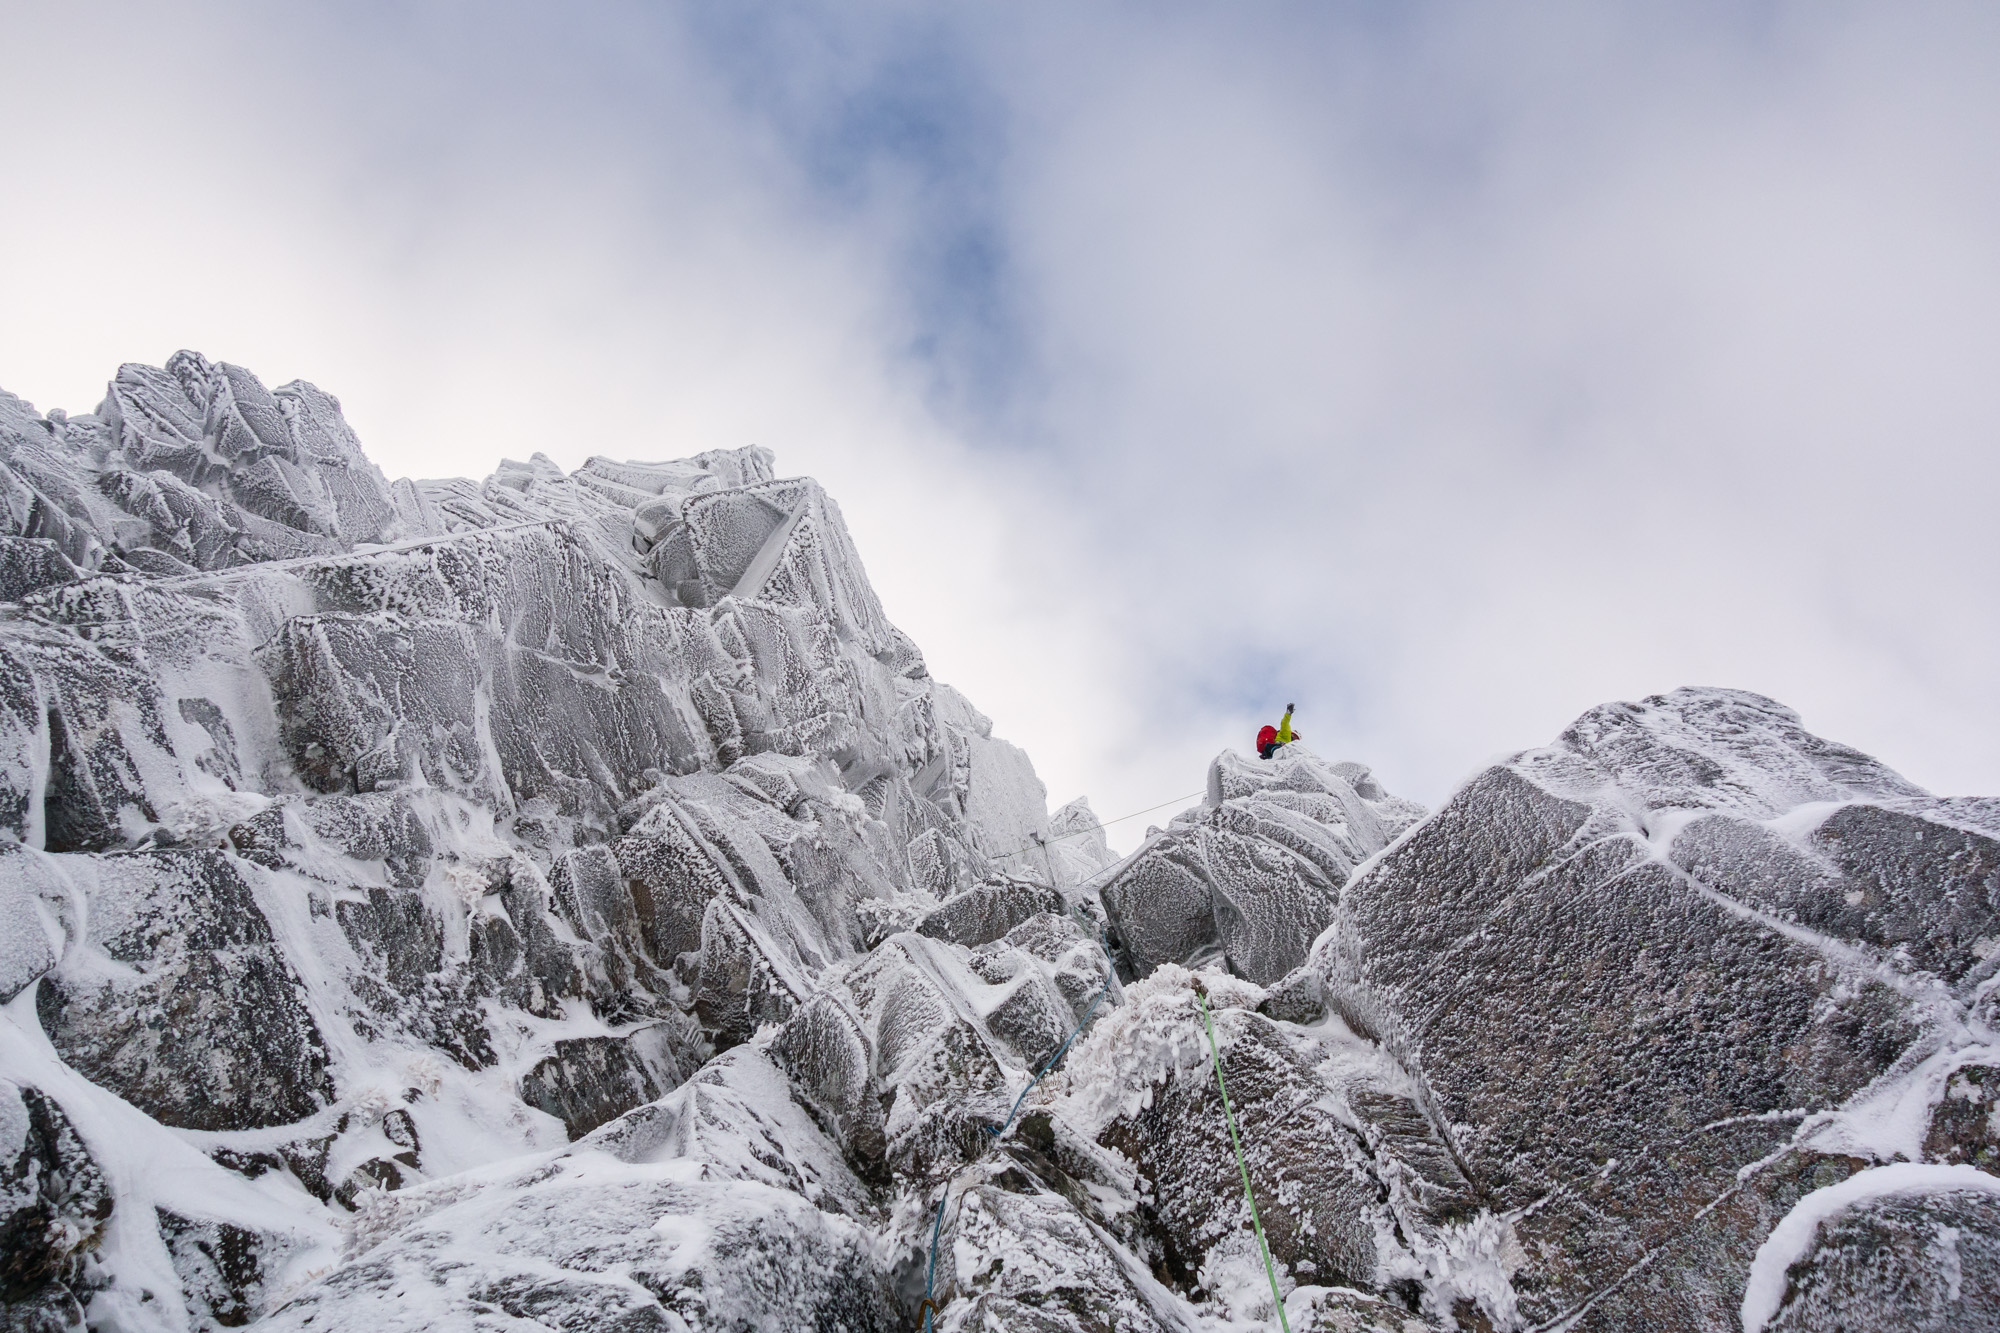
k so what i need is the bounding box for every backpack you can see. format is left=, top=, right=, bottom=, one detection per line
left=1255, top=725, right=1277, bottom=750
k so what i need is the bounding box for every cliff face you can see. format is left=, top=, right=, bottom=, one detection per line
left=3, top=355, right=1997, bottom=1333
left=0, top=353, right=1099, bottom=1332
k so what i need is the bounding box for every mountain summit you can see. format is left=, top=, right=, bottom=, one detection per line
left=3, top=355, right=1996, bottom=1332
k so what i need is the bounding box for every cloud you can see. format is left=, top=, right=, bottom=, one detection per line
left=2, top=1, right=1996, bottom=845
left=970, top=3, right=2000, bottom=809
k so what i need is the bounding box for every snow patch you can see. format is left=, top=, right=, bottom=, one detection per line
left=1740, top=1163, right=2000, bottom=1332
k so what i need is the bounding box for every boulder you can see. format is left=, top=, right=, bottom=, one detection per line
left=916, top=878, right=1065, bottom=948
left=0, top=1081, right=112, bottom=1331
left=1101, top=747, right=1424, bottom=983
left=35, top=849, right=334, bottom=1132
left=1314, top=689, right=2000, bottom=1330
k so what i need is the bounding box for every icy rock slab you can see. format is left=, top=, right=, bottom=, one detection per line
left=1312, top=687, right=2000, bottom=1331
left=263, top=1048, right=899, bottom=1333
left=916, top=877, right=1065, bottom=948
left=1100, top=747, right=1424, bottom=984
left=1749, top=1170, right=2000, bottom=1331
left=1039, top=965, right=1476, bottom=1327
left=31, top=846, right=336, bottom=1132
left=516, top=1021, right=701, bottom=1141
left=0, top=536, right=81, bottom=603
left=1670, top=801, right=2000, bottom=985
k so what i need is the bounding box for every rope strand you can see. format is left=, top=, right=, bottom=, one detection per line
left=1197, top=990, right=1291, bottom=1333
left=990, top=789, right=1206, bottom=863
left=919, top=927, right=1117, bottom=1327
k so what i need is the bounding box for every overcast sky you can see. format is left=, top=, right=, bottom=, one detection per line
left=4, top=2, right=1997, bottom=845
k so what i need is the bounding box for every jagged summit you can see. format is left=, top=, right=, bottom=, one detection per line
left=0, top=352, right=1114, bottom=1328
left=4, top=356, right=1998, bottom=1332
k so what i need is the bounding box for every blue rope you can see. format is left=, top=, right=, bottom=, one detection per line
left=920, top=1189, right=949, bottom=1331
left=920, top=934, right=1117, bottom=1326
left=984, top=979, right=1113, bottom=1141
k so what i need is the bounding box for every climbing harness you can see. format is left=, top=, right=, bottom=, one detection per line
left=918, top=929, right=1117, bottom=1329
left=1196, top=989, right=1291, bottom=1333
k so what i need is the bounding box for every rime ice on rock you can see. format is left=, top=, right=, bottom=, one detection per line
left=1307, top=688, right=2000, bottom=1330
left=999, top=693, right=2000, bottom=1331
left=5, top=354, right=1997, bottom=1333
left=1099, top=745, right=1424, bottom=983
left=0, top=353, right=1069, bottom=1329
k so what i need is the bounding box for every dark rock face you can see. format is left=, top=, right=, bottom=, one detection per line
left=1764, top=1187, right=2000, bottom=1332
left=518, top=1022, right=699, bottom=1139
left=0, top=539, right=79, bottom=605
left=1329, top=764, right=1910, bottom=1320
left=0, top=1083, right=111, bottom=1332
left=158, top=1210, right=307, bottom=1330
left=1672, top=802, right=2000, bottom=984
left=1306, top=689, right=2000, bottom=1329
left=35, top=850, right=334, bottom=1132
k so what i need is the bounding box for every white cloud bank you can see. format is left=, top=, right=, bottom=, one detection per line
left=2, top=1, right=1996, bottom=844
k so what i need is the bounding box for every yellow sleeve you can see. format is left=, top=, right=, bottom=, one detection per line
left=1278, top=709, right=1293, bottom=743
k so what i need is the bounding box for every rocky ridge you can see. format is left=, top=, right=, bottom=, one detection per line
left=3, top=353, right=1998, bottom=1332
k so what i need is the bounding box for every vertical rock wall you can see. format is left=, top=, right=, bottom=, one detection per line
left=0, top=353, right=1078, bottom=1330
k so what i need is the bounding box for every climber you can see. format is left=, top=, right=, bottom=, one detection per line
left=1256, top=704, right=1301, bottom=760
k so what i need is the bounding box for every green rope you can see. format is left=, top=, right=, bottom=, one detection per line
left=1196, top=990, right=1291, bottom=1333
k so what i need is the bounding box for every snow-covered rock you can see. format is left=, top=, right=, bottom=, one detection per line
left=255, top=1049, right=901, bottom=1333
left=1100, top=746, right=1424, bottom=984
left=1740, top=1163, right=2000, bottom=1332
left=1004, top=691, right=2000, bottom=1330
left=3, top=352, right=1992, bottom=1333
left=1306, top=688, right=2000, bottom=1330
left=0, top=353, right=1072, bottom=1329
